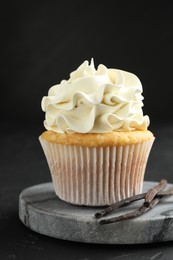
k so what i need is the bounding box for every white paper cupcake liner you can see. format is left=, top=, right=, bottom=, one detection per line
left=39, top=136, right=155, bottom=206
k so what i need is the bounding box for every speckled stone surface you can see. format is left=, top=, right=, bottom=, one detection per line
left=19, top=181, right=173, bottom=244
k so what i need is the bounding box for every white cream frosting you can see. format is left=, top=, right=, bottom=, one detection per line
left=42, top=59, right=149, bottom=133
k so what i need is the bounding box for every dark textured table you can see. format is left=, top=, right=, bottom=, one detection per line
left=1, top=121, right=173, bottom=260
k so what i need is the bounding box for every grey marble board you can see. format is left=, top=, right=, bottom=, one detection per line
left=19, top=181, right=173, bottom=244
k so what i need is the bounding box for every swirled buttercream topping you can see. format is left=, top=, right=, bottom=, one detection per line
left=41, top=59, right=149, bottom=133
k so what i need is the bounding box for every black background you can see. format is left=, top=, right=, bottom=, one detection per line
left=1, top=1, right=173, bottom=259
left=1, top=0, right=173, bottom=127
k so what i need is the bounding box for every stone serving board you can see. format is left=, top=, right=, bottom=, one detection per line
left=19, top=181, right=173, bottom=244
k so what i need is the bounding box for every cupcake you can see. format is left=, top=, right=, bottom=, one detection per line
left=39, top=59, right=155, bottom=206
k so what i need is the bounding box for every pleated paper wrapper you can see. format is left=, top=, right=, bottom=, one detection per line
left=39, top=136, right=155, bottom=206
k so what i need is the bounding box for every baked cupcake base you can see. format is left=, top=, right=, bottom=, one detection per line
left=39, top=130, right=154, bottom=206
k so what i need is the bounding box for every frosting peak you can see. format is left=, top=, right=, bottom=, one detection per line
left=42, top=59, right=149, bottom=133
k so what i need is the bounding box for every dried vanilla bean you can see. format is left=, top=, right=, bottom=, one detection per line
left=95, top=180, right=169, bottom=219
left=95, top=180, right=173, bottom=224
left=99, top=198, right=160, bottom=225
left=95, top=193, right=146, bottom=219
left=144, top=179, right=167, bottom=207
